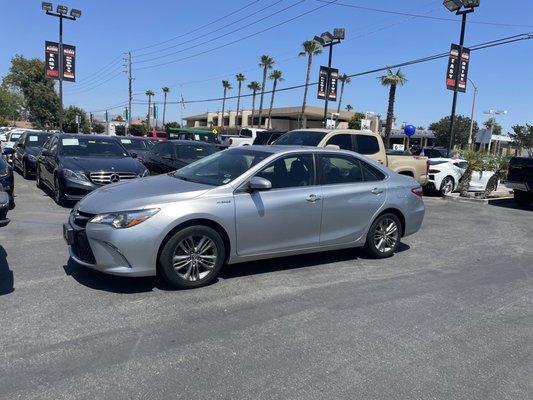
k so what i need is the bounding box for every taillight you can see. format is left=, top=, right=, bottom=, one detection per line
left=411, top=187, right=423, bottom=197
left=428, top=169, right=441, bottom=173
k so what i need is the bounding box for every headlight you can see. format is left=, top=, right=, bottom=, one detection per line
left=90, top=208, right=159, bottom=229
left=139, top=169, right=150, bottom=177
left=63, top=169, right=89, bottom=182
left=0, top=168, right=9, bottom=178
left=27, top=154, right=37, bottom=161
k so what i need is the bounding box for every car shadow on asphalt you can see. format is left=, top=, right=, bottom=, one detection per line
left=62, top=244, right=411, bottom=293
left=0, top=245, right=14, bottom=296
left=487, top=198, right=532, bottom=211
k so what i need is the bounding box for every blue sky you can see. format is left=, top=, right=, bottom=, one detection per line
left=1, top=0, right=532, bottom=132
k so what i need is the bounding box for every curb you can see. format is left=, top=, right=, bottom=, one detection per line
left=443, top=194, right=514, bottom=205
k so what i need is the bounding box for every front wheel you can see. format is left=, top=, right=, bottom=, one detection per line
left=364, top=213, right=402, bottom=258
left=54, top=176, right=65, bottom=206
left=22, top=160, right=29, bottom=179
left=36, top=166, right=44, bottom=189
left=159, top=225, right=225, bottom=289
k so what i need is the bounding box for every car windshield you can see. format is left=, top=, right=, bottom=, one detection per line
left=173, top=148, right=270, bottom=186
left=274, top=130, right=326, bottom=146
left=59, top=137, right=129, bottom=157
left=25, top=134, right=51, bottom=147
left=119, top=138, right=151, bottom=151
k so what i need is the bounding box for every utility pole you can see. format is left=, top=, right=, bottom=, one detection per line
left=467, top=78, right=478, bottom=148
left=126, top=52, right=133, bottom=135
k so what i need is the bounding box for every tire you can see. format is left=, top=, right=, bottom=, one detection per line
left=36, top=166, right=44, bottom=189
left=54, top=176, right=65, bottom=206
left=514, top=190, right=531, bottom=207
left=22, top=160, right=29, bottom=180
left=439, top=176, right=455, bottom=196
left=364, top=213, right=402, bottom=259
left=158, top=225, right=226, bottom=289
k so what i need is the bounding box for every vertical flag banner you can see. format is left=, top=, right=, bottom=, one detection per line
left=45, top=41, right=60, bottom=79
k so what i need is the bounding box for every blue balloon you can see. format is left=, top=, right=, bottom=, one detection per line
left=404, top=124, right=416, bottom=137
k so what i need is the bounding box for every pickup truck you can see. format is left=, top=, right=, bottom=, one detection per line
left=506, top=156, right=533, bottom=206
left=274, top=128, right=429, bottom=185
left=220, top=128, right=266, bottom=147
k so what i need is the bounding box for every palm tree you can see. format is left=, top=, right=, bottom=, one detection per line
left=247, top=81, right=261, bottom=127
left=337, top=74, right=351, bottom=114
left=162, top=86, right=170, bottom=126
left=345, top=104, right=354, bottom=112
left=458, top=149, right=484, bottom=197
left=235, top=73, right=246, bottom=127
left=257, top=55, right=274, bottom=128
left=298, top=40, right=322, bottom=128
left=220, top=80, right=232, bottom=127
left=267, top=70, right=284, bottom=129
left=378, top=68, right=407, bottom=148
left=145, top=89, right=155, bottom=130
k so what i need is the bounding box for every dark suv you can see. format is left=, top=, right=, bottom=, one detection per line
left=13, top=131, right=52, bottom=179
left=36, top=134, right=149, bottom=205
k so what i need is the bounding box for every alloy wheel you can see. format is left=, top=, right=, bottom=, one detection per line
left=373, top=218, right=399, bottom=253
left=172, top=235, right=218, bottom=281
left=441, top=177, right=454, bottom=195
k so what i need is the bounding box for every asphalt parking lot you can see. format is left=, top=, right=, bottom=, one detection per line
left=0, top=174, right=532, bottom=400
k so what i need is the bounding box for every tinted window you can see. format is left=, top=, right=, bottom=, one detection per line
left=326, top=134, right=353, bottom=151
left=361, top=161, right=386, bottom=181
left=26, top=134, right=51, bottom=147
left=153, top=142, right=173, bottom=158
left=119, top=138, right=150, bottom=151
left=356, top=135, right=380, bottom=155
left=176, top=144, right=215, bottom=160
left=320, top=155, right=363, bottom=185
left=274, top=130, right=327, bottom=146
left=59, top=137, right=128, bottom=157
left=253, top=132, right=271, bottom=145
left=256, top=154, right=314, bottom=189
left=240, top=129, right=253, bottom=138
left=173, top=148, right=269, bottom=186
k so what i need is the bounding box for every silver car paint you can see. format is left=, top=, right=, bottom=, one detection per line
left=70, top=147, right=425, bottom=277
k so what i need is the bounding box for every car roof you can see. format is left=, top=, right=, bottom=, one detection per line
left=227, top=145, right=361, bottom=157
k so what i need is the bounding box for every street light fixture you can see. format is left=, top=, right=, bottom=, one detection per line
left=320, top=31, right=334, bottom=44
left=42, top=2, right=81, bottom=131
left=443, top=0, right=481, bottom=155
left=313, top=35, right=325, bottom=45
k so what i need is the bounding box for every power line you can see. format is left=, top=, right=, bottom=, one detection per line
left=65, top=72, right=124, bottom=96
left=75, top=55, right=123, bottom=84
left=316, top=0, right=533, bottom=28
left=134, top=0, right=340, bottom=71
left=64, top=65, right=124, bottom=92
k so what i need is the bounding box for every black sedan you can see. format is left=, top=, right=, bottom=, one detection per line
left=13, top=131, right=52, bottom=179
left=142, top=140, right=217, bottom=175
left=115, top=136, right=154, bottom=163
left=36, top=134, right=149, bottom=205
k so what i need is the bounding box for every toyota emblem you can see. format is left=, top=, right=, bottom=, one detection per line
left=110, top=174, right=120, bottom=183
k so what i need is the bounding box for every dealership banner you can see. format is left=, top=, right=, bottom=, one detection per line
left=317, top=66, right=329, bottom=100
left=45, top=41, right=60, bottom=79
left=446, top=43, right=470, bottom=93
left=62, top=44, right=76, bottom=82
left=327, top=68, right=339, bottom=101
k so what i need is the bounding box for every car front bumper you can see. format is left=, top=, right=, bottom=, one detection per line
left=62, top=178, right=100, bottom=201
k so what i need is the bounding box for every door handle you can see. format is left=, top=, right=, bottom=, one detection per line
left=371, top=188, right=383, bottom=195
left=306, top=194, right=321, bottom=203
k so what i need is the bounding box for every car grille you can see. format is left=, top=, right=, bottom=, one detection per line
left=72, top=230, right=96, bottom=264
left=89, top=172, right=138, bottom=185
left=72, top=211, right=95, bottom=228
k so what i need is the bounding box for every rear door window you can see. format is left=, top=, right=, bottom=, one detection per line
left=319, top=155, right=364, bottom=185
left=355, top=135, right=380, bottom=155
left=325, top=134, right=353, bottom=151
left=255, top=154, right=315, bottom=189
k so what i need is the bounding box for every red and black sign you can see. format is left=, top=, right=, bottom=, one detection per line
left=327, top=68, right=339, bottom=101
left=45, top=41, right=60, bottom=79
left=62, top=44, right=76, bottom=82
left=317, top=66, right=329, bottom=100
left=446, top=43, right=470, bottom=93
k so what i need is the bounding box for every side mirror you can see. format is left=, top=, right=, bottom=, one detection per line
left=130, top=152, right=138, bottom=159
left=249, top=176, right=272, bottom=192
left=2, top=147, right=15, bottom=155
left=325, top=144, right=340, bottom=150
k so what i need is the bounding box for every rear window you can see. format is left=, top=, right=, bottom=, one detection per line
left=240, top=129, right=253, bottom=138
left=253, top=132, right=271, bottom=145
left=274, top=130, right=326, bottom=146
left=355, top=135, right=380, bottom=155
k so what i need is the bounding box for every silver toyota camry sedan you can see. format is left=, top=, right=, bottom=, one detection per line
left=63, top=146, right=425, bottom=289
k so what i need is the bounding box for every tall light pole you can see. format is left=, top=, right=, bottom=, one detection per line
left=41, top=2, right=81, bottom=131
left=443, top=0, right=480, bottom=155
left=467, top=77, right=478, bottom=148
left=483, top=109, right=507, bottom=152
left=314, top=28, right=345, bottom=127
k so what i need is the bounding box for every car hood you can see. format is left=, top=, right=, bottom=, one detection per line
left=77, top=173, right=213, bottom=213
left=61, top=156, right=145, bottom=174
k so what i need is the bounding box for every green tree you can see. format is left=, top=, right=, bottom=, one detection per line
left=129, top=124, right=147, bottom=136
left=220, top=80, right=232, bottom=127
left=458, top=149, right=485, bottom=197
left=417, top=125, right=425, bottom=130
left=2, top=55, right=60, bottom=129
left=257, top=55, right=274, bottom=128
left=235, top=73, right=246, bottom=127
left=348, top=112, right=366, bottom=130
left=483, top=118, right=502, bottom=136
left=267, top=70, right=284, bottom=129
left=162, top=86, right=170, bottom=126
left=378, top=68, right=407, bottom=148
left=428, top=115, right=478, bottom=148
left=62, top=105, right=90, bottom=133
left=114, top=115, right=124, bottom=122
left=164, top=121, right=180, bottom=130
left=0, top=87, right=23, bottom=126
left=92, top=121, right=105, bottom=134
left=508, top=124, right=533, bottom=156
left=336, top=74, right=351, bottom=114
left=115, top=125, right=126, bottom=136
left=247, top=81, right=261, bottom=127
left=482, top=155, right=511, bottom=199
left=298, top=40, right=322, bottom=128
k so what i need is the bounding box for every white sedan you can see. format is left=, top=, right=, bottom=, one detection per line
left=427, top=158, right=494, bottom=195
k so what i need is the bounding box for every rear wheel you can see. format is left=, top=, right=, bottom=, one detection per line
left=514, top=190, right=531, bottom=207
left=439, top=176, right=455, bottom=196
left=364, top=213, right=402, bottom=258
left=159, top=225, right=225, bottom=289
